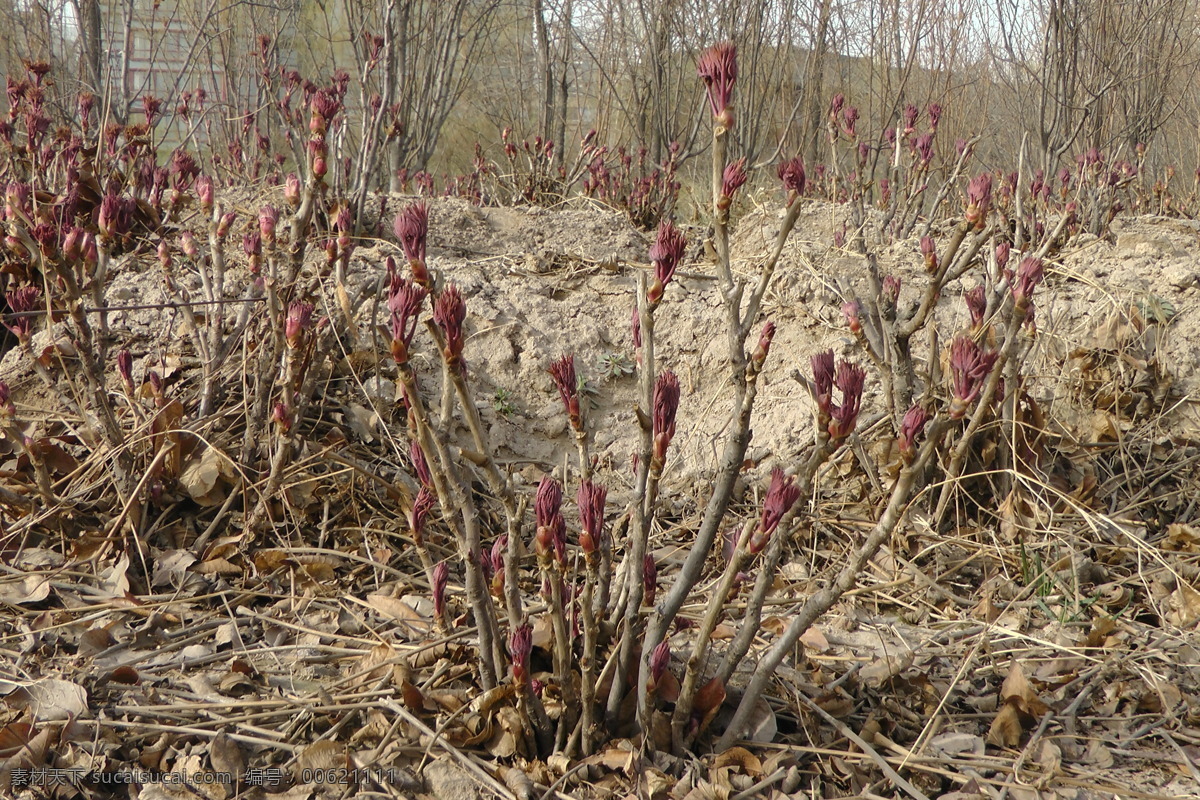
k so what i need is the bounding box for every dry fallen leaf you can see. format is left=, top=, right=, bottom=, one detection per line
left=860, top=648, right=914, bottom=686
left=1167, top=582, right=1200, bottom=628
left=799, top=626, right=831, bottom=653
left=712, top=746, right=763, bottom=777
left=366, top=594, right=433, bottom=635
left=1000, top=660, right=1049, bottom=716
left=1, top=677, right=88, bottom=721
left=0, top=574, right=51, bottom=605
left=986, top=703, right=1024, bottom=747
left=209, top=730, right=246, bottom=781
left=295, top=740, right=345, bottom=781
left=939, top=777, right=987, bottom=800
left=929, top=731, right=986, bottom=757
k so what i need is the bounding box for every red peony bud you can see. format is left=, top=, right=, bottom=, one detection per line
left=258, top=205, right=279, bottom=244
left=828, top=361, right=865, bottom=440
left=432, top=561, right=449, bottom=621
left=697, top=42, right=738, bottom=124
left=810, top=350, right=835, bottom=419
left=387, top=277, right=427, bottom=365
left=393, top=202, right=429, bottom=283
left=117, top=349, right=134, bottom=391
left=777, top=155, right=806, bottom=205
left=650, top=640, right=671, bottom=685
left=647, top=220, right=686, bottom=306
left=548, top=354, right=582, bottom=431
left=577, top=479, right=607, bottom=556
left=751, top=320, right=776, bottom=369
left=433, top=283, right=467, bottom=369
left=751, top=468, right=800, bottom=553
left=651, top=371, right=681, bottom=470
left=535, top=475, right=566, bottom=563
left=949, top=336, right=999, bottom=419
left=897, top=404, right=931, bottom=462
left=1012, top=257, right=1044, bottom=310
left=965, top=173, right=992, bottom=229
left=510, top=623, right=532, bottom=685
left=180, top=230, right=198, bottom=258
left=196, top=174, right=214, bottom=211
left=965, top=286, right=986, bottom=330
left=410, top=440, right=433, bottom=488
left=643, top=554, right=657, bottom=607
left=409, top=486, right=435, bottom=546
left=719, top=157, right=747, bottom=209
left=3, top=285, right=40, bottom=343
left=284, top=173, right=301, bottom=207
left=919, top=236, right=937, bottom=272
left=285, top=301, right=314, bottom=348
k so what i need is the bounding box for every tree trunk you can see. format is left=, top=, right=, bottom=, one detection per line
left=74, top=0, right=104, bottom=93
left=801, top=0, right=832, bottom=165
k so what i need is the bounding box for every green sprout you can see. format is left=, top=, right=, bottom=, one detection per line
left=493, top=387, right=516, bottom=417
left=596, top=351, right=635, bottom=380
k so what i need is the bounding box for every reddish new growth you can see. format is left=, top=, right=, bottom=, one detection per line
left=387, top=276, right=427, bottom=365
left=434, top=284, right=467, bottom=370
left=914, top=134, right=934, bottom=166
left=841, top=105, right=859, bottom=138
left=259, top=205, right=279, bottom=245
left=549, top=355, right=582, bottom=431
left=719, top=158, right=747, bottom=209
left=393, top=202, right=429, bottom=285
left=489, top=537, right=507, bottom=597
left=648, top=220, right=686, bottom=306
left=898, top=404, right=931, bottom=463
left=510, top=623, right=533, bottom=685
left=841, top=300, right=862, bottom=334
left=643, top=554, right=658, bottom=608
left=409, top=487, right=435, bottom=546
left=965, top=286, right=986, bottom=330
left=828, top=362, right=865, bottom=440
left=750, top=468, right=800, bottom=553
left=535, top=475, right=566, bottom=564
left=117, top=349, right=134, bottom=391
left=651, top=370, right=681, bottom=470
left=310, top=89, right=341, bottom=134
left=650, top=641, right=671, bottom=686
left=920, top=236, right=937, bottom=272
left=1012, top=257, right=1044, bottom=310
left=577, top=479, right=607, bottom=556
left=949, top=336, right=999, bottom=419
left=196, top=174, right=214, bottom=210
left=271, top=401, right=291, bottom=434
left=410, top=440, right=433, bottom=488
left=882, top=275, right=902, bottom=308
left=995, top=241, right=1011, bottom=273
left=697, top=42, right=738, bottom=127
left=829, top=93, right=845, bottom=120
left=285, top=173, right=301, bottom=207
left=432, top=562, right=449, bottom=621
left=750, top=320, right=776, bottom=369
left=811, top=350, right=836, bottom=421
left=0, top=381, right=11, bottom=416
left=285, top=301, right=314, bottom=349
left=4, top=285, right=41, bottom=343
left=965, top=174, right=992, bottom=229
left=928, top=102, right=943, bottom=131
left=98, top=194, right=135, bottom=241
left=777, top=155, right=806, bottom=205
